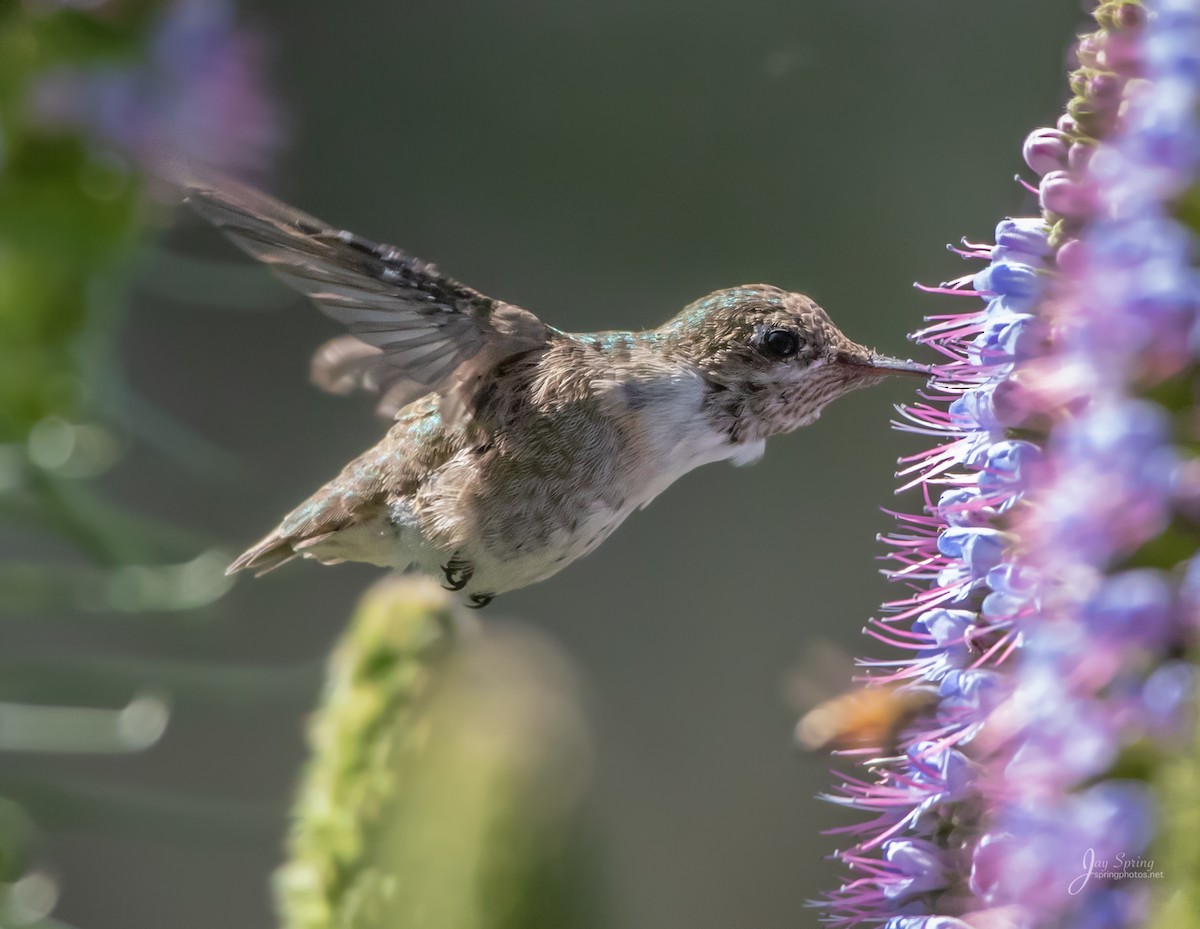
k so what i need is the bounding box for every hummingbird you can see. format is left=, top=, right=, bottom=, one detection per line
left=187, top=180, right=929, bottom=608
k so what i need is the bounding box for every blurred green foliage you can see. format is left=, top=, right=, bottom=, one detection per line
left=0, top=5, right=147, bottom=444
left=0, top=3, right=264, bottom=924
left=0, top=8, right=141, bottom=920
left=1151, top=688, right=1200, bottom=927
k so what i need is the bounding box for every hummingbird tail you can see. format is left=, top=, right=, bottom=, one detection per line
left=226, top=533, right=300, bottom=577
left=228, top=527, right=352, bottom=576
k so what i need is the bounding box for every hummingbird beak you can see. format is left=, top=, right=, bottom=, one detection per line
left=834, top=350, right=932, bottom=379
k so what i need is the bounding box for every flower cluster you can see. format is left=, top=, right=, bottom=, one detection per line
left=819, top=1, right=1200, bottom=926
left=29, top=0, right=281, bottom=176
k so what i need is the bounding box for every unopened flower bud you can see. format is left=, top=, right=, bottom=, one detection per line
left=1040, top=170, right=1097, bottom=218
left=1023, top=128, right=1068, bottom=175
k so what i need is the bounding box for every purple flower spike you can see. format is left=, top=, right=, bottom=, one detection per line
left=823, top=199, right=1051, bottom=923
left=980, top=3, right=1200, bottom=924
left=821, top=3, right=1200, bottom=927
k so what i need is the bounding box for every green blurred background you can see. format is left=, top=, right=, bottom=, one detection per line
left=7, top=1, right=1084, bottom=927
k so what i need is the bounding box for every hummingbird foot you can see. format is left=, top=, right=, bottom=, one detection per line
left=441, top=555, right=474, bottom=591
left=466, top=593, right=495, bottom=610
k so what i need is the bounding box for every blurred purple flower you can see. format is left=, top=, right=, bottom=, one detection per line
left=29, top=0, right=281, bottom=176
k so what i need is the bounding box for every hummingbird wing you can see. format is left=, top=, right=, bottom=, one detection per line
left=185, top=179, right=551, bottom=421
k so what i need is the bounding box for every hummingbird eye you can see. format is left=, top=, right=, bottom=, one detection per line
left=761, top=328, right=801, bottom=359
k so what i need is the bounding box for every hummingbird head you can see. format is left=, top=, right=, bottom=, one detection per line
left=662, top=285, right=929, bottom=442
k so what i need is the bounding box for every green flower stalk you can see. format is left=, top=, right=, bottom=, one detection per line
left=278, top=577, right=600, bottom=929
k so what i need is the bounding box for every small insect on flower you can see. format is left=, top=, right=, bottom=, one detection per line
left=788, top=643, right=939, bottom=755
left=796, top=682, right=939, bottom=755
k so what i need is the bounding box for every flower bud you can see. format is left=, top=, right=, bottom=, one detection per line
left=1022, top=128, right=1068, bottom=175
left=1039, top=170, right=1097, bottom=218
